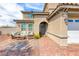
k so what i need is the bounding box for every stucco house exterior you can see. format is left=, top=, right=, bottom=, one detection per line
left=43, top=3, right=79, bottom=46
left=1, top=3, right=79, bottom=46
left=33, top=3, right=79, bottom=46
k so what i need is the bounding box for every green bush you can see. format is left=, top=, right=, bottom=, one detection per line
left=34, top=33, right=41, bottom=39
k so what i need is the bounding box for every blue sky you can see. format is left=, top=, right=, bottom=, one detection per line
left=0, top=3, right=44, bottom=26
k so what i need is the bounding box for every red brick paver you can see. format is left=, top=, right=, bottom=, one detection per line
left=0, top=35, right=79, bottom=56
left=34, top=36, right=79, bottom=56
left=37, top=36, right=63, bottom=56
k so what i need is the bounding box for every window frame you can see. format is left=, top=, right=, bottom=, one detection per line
left=21, top=22, right=27, bottom=31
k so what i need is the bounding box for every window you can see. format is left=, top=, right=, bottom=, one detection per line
left=24, top=14, right=33, bottom=20
left=28, top=23, right=33, bottom=31
left=64, top=20, right=73, bottom=22
left=28, top=14, right=33, bottom=19
left=68, top=20, right=73, bottom=22
left=64, top=20, right=68, bottom=22
left=21, top=23, right=26, bottom=31
left=75, top=20, right=79, bottom=22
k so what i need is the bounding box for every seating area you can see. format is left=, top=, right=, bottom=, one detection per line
left=11, top=31, right=34, bottom=40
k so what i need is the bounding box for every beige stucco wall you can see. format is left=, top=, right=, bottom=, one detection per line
left=16, top=23, right=22, bottom=31
left=33, top=15, right=48, bottom=34
left=44, top=3, right=59, bottom=14
left=46, top=13, right=68, bottom=46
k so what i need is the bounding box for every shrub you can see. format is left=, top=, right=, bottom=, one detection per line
left=34, top=33, right=41, bottom=39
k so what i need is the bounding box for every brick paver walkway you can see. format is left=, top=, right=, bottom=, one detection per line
left=33, top=36, right=79, bottom=56
left=0, top=35, right=79, bottom=56
left=34, top=36, right=63, bottom=56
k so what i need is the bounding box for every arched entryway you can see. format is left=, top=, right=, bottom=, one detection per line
left=39, top=22, right=48, bottom=37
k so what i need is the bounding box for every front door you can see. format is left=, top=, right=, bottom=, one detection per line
left=39, top=22, right=48, bottom=36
